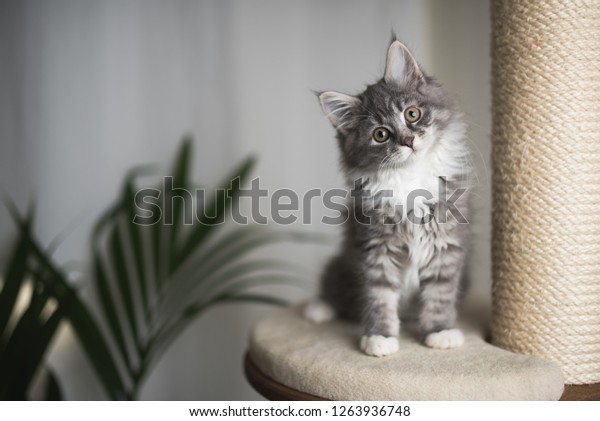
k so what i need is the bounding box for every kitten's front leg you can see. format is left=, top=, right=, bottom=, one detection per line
left=360, top=252, right=403, bottom=357
left=419, top=246, right=465, bottom=349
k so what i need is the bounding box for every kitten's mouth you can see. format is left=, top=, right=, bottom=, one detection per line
left=383, top=147, right=415, bottom=170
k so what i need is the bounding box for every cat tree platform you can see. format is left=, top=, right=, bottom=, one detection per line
left=245, top=300, right=566, bottom=400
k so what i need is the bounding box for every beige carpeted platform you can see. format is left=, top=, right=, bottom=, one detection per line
left=248, top=300, right=565, bottom=400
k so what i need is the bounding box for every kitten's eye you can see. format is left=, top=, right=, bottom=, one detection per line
left=404, top=107, right=422, bottom=123
left=373, top=127, right=390, bottom=143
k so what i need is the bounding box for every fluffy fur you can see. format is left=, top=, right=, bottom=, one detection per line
left=305, top=39, right=473, bottom=357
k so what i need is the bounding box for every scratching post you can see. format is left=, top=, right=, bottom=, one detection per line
left=491, top=0, right=600, bottom=385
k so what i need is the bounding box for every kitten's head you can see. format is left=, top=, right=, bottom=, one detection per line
left=319, top=40, right=466, bottom=175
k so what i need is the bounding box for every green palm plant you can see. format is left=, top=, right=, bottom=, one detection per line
left=81, top=137, right=319, bottom=399
left=0, top=137, right=323, bottom=400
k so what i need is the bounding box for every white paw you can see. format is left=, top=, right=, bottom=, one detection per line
left=360, top=335, right=399, bottom=357
left=424, top=328, right=464, bottom=349
left=303, top=299, right=335, bottom=323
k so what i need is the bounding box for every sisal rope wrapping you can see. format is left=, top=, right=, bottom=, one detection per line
left=491, top=0, right=600, bottom=385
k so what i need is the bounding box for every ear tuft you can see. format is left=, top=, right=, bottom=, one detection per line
left=319, top=91, right=360, bottom=133
left=384, top=40, right=424, bottom=87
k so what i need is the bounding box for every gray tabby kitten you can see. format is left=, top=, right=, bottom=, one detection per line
left=304, top=39, right=472, bottom=357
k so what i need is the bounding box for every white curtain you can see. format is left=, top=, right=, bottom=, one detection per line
left=0, top=0, right=490, bottom=400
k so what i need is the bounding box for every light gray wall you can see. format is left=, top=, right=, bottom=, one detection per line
left=0, top=0, right=490, bottom=400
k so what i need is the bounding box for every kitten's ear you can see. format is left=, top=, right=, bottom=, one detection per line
left=384, top=40, right=425, bottom=87
left=319, top=91, right=360, bottom=133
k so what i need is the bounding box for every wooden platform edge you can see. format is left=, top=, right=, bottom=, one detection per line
left=244, top=353, right=327, bottom=401
left=560, top=383, right=600, bottom=401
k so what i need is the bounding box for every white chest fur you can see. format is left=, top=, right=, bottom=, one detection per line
left=359, top=150, right=449, bottom=218
left=370, top=168, right=440, bottom=215
left=350, top=155, right=453, bottom=299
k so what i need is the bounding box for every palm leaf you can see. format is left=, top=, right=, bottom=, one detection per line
left=176, top=155, right=256, bottom=267
left=168, top=135, right=192, bottom=267
left=107, top=222, right=139, bottom=348
left=93, top=248, right=133, bottom=375
left=15, top=297, right=64, bottom=397
left=43, top=369, right=63, bottom=401
left=123, top=180, right=150, bottom=319
left=0, top=214, right=31, bottom=338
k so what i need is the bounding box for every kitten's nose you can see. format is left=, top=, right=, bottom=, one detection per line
left=403, top=136, right=414, bottom=149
